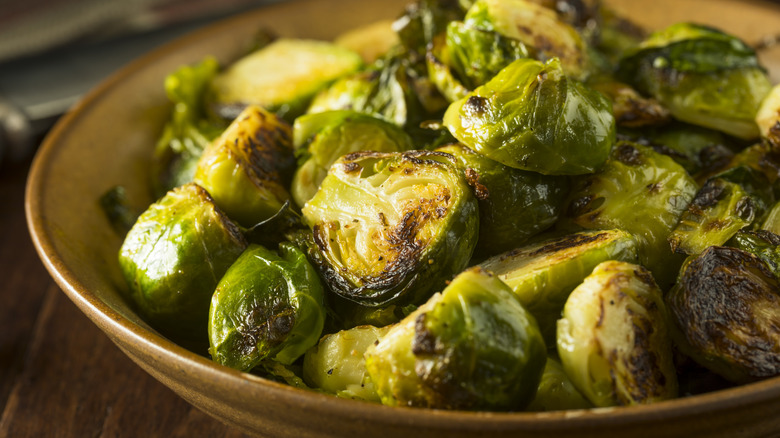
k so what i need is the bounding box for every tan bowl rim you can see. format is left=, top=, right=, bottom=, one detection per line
left=24, top=1, right=780, bottom=431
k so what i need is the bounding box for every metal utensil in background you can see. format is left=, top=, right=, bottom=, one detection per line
left=0, top=0, right=284, bottom=167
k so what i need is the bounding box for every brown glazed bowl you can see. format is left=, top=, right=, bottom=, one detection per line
left=26, top=0, right=780, bottom=436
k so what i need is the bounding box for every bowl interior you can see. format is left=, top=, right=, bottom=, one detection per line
left=26, top=0, right=780, bottom=436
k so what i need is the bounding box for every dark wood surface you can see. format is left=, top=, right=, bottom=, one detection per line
left=0, top=160, right=249, bottom=437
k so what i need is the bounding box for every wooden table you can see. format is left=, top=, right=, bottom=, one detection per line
left=0, top=160, right=249, bottom=437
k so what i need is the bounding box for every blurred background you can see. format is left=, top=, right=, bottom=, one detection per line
left=0, top=0, right=285, bottom=167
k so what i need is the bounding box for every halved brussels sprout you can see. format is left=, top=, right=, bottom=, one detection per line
left=563, top=141, right=698, bottom=288
left=436, top=144, right=569, bottom=258
left=209, top=39, right=363, bottom=121
left=152, top=57, right=225, bottom=195
left=557, top=261, right=678, bottom=407
left=209, top=242, right=325, bottom=371
left=301, top=151, right=478, bottom=309
left=291, top=110, right=414, bottom=207
left=193, top=105, right=295, bottom=228
left=617, top=23, right=772, bottom=139
left=479, top=229, right=638, bottom=341
left=443, top=57, right=615, bottom=175
left=119, top=183, right=248, bottom=344
left=465, top=0, right=589, bottom=79
left=728, top=230, right=780, bottom=278
left=526, top=356, right=593, bottom=412
left=667, top=246, right=780, bottom=383
left=364, top=267, right=546, bottom=410
left=669, top=166, right=773, bottom=255
left=302, top=325, right=392, bottom=401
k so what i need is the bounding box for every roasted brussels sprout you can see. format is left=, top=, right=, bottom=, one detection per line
left=152, top=57, right=225, bottom=195
left=436, top=144, right=569, bottom=258
left=479, top=229, right=638, bottom=341
left=728, top=230, right=780, bottom=278
left=119, top=183, right=248, bottom=344
left=444, top=57, right=615, bottom=175
left=209, top=39, right=363, bottom=121
left=669, top=166, right=773, bottom=255
left=209, top=242, right=325, bottom=371
left=563, top=141, right=698, bottom=287
left=667, top=246, right=780, bottom=383
left=557, top=261, right=678, bottom=407
left=301, top=151, right=478, bottom=309
left=291, top=110, right=414, bottom=207
left=307, top=51, right=444, bottom=135
left=441, top=20, right=531, bottom=90
left=193, top=105, right=295, bottom=228
left=464, top=0, right=589, bottom=79
left=364, top=267, right=546, bottom=410
left=617, top=23, right=772, bottom=139
left=303, top=325, right=392, bottom=401
left=526, top=356, right=593, bottom=412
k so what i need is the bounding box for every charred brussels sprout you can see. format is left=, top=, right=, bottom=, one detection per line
left=526, top=356, right=593, bottom=412
left=119, top=183, right=248, bottom=344
left=443, top=57, right=615, bottom=175
left=209, top=242, right=325, bottom=371
left=436, top=144, right=569, bottom=258
left=617, top=23, right=772, bottom=139
left=667, top=246, right=780, bottom=383
left=193, top=105, right=295, bottom=228
left=669, top=167, right=774, bottom=255
left=303, top=325, right=392, bottom=401
left=302, top=151, right=478, bottom=309
left=291, top=111, right=414, bottom=208
left=557, top=261, right=678, bottom=407
left=563, top=141, right=698, bottom=288
left=479, top=229, right=638, bottom=341
left=364, top=268, right=546, bottom=410
left=465, top=0, right=589, bottom=79
left=209, top=39, right=363, bottom=121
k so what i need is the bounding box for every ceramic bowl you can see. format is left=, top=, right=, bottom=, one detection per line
left=26, top=0, right=780, bottom=436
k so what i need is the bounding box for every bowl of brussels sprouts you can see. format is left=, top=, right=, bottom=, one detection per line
left=26, top=0, right=780, bottom=436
